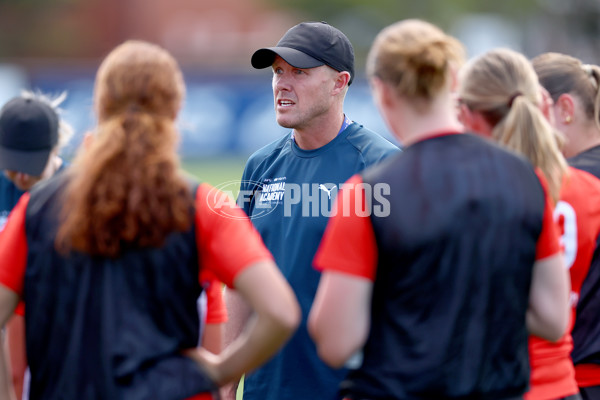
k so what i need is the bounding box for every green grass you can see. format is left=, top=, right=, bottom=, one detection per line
left=181, top=156, right=248, bottom=199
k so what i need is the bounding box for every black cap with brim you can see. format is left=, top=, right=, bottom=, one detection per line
left=251, top=47, right=325, bottom=70
left=0, top=147, right=51, bottom=176
left=250, top=22, right=355, bottom=85
left=0, top=96, right=59, bottom=176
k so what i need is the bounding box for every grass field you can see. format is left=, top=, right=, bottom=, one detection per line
left=181, top=156, right=248, bottom=199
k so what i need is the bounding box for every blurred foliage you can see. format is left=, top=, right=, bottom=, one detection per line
left=0, top=0, right=92, bottom=58
left=266, top=0, right=600, bottom=64
left=264, top=0, right=541, bottom=68
left=0, top=0, right=599, bottom=63
left=266, top=0, right=538, bottom=28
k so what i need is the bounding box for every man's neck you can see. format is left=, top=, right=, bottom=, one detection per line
left=292, top=112, right=346, bottom=150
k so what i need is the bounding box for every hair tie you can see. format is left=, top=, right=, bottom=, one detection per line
left=508, top=92, right=522, bottom=108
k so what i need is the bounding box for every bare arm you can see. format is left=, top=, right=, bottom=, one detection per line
left=0, top=285, right=20, bottom=400
left=186, top=260, right=299, bottom=386
left=219, top=288, right=252, bottom=399
left=222, top=287, right=253, bottom=351
left=199, top=282, right=225, bottom=354
left=201, top=323, right=223, bottom=354
left=308, top=271, right=372, bottom=368
left=527, top=253, right=570, bottom=341
left=4, top=315, right=26, bottom=400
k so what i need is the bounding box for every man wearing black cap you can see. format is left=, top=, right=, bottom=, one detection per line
left=0, top=91, right=73, bottom=400
left=223, top=22, right=399, bottom=400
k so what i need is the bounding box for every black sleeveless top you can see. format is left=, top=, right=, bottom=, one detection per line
left=342, top=133, right=546, bottom=400
left=23, top=174, right=216, bottom=400
left=569, top=145, right=600, bottom=366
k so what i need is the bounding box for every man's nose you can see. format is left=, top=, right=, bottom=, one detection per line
left=274, top=73, right=292, bottom=90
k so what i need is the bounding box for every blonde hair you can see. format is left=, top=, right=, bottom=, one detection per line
left=366, top=19, right=465, bottom=112
left=56, top=40, right=193, bottom=258
left=532, top=52, right=600, bottom=131
left=458, top=48, right=567, bottom=203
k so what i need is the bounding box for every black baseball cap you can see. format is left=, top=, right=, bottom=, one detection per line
left=251, top=21, right=355, bottom=85
left=0, top=97, right=59, bottom=176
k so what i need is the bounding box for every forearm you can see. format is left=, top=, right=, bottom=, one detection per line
left=0, top=285, right=20, bottom=400
left=222, top=288, right=252, bottom=350
left=5, top=315, right=26, bottom=398
left=218, top=287, right=252, bottom=398
left=201, top=323, right=223, bottom=354
left=308, top=271, right=372, bottom=368
left=0, top=342, right=17, bottom=400
left=188, top=261, right=300, bottom=387
left=214, top=311, right=295, bottom=385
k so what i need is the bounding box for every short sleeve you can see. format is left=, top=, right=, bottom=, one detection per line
left=535, top=171, right=561, bottom=259
left=196, top=184, right=273, bottom=288
left=313, top=174, right=378, bottom=281
left=0, top=193, right=29, bottom=296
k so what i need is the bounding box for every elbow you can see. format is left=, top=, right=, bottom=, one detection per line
left=315, top=343, right=352, bottom=369
left=545, top=312, right=569, bottom=343
left=527, top=308, right=569, bottom=343
left=271, top=296, right=301, bottom=337
left=308, top=315, right=360, bottom=369
left=283, top=301, right=301, bottom=334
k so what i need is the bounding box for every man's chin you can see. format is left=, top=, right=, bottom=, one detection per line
left=276, top=116, right=296, bottom=129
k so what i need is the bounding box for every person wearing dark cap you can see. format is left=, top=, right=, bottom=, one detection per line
left=222, top=21, right=399, bottom=400
left=0, top=91, right=73, bottom=400
left=0, top=92, right=73, bottom=227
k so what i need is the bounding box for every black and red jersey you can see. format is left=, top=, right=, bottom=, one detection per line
left=567, top=145, right=600, bottom=387
left=315, top=133, right=561, bottom=399
left=0, top=174, right=272, bottom=400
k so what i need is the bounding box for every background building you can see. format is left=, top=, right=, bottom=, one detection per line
left=1, top=0, right=598, bottom=158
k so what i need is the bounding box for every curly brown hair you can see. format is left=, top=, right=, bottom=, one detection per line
left=56, top=40, right=194, bottom=258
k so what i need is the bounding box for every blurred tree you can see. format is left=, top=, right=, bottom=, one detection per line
left=262, top=0, right=540, bottom=72
left=264, top=0, right=538, bottom=29
left=263, top=0, right=600, bottom=66
left=0, top=0, right=129, bottom=60
left=531, top=0, right=600, bottom=62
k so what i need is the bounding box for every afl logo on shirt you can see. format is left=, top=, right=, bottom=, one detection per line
left=208, top=179, right=280, bottom=220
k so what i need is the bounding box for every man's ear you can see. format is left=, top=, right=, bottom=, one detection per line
left=333, top=71, right=351, bottom=94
